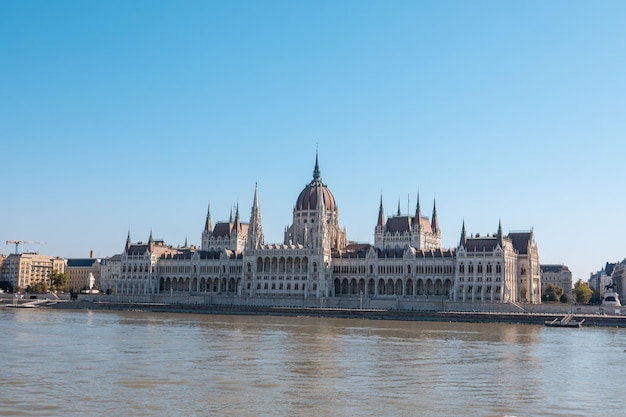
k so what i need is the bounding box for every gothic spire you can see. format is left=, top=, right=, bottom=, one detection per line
left=313, top=151, right=321, bottom=181
left=204, top=203, right=212, bottom=233
left=460, top=220, right=467, bottom=246
left=148, top=229, right=154, bottom=252
left=397, top=198, right=401, bottom=216
left=316, top=178, right=325, bottom=213
left=248, top=183, right=264, bottom=249
left=125, top=230, right=131, bottom=253
left=415, top=192, right=422, bottom=230
left=497, top=218, right=503, bottom=245
left=234, top=203, right=241, bottom=232
left=431, top=199, right=439, bottom=233
left=377, top=194, right=385, bottom=228
left=252, top=182, right=259, bottom=210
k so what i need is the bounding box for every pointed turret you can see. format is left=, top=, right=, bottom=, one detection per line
left=125, top=230, right=131, bottom=253
left=497, top=219, right=503, bottom=245
left=201, top=204, right=213, bottom=251
left=313, top=151, right=321, bottom=181
left=460, top=220, right=467, bottom=246
left=248, top=183, right=264, bottom=249
left=313, top=182, right=322, bottom=249
left=233, top=203, right=242, bottom=232
left=314, top=178, right=330, bottom=253
left=397, top=199, right=401, bottom=216
left=414, top=192, right=422, bottom=231
left=431, top=199, right=439, bottom=233
left=184, top=237, right=188, bottom=248
left=148, top=229, right=154, bottom=251
left=204, top=203, right=212, bottom=233
left=252, top=182, right=259, bottom=209
left=377, top=195, right=385, bottom=228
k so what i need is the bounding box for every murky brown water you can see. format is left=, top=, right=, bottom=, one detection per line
left=1, top=308, right=625, bottom=416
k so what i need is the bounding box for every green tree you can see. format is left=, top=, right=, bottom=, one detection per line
left=543, top=283, right=564, bottom=303
left=589, top=291, right=602, bottom=304
left=36, top=281, right=48, bottom=293
left=25, top=281, right=47, bottom=293
left=573, top=279, right=593, bottom=304
left=50, top=271, right=69, bottom=293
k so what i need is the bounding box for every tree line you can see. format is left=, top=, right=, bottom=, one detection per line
left=22, top=271, right=69, bottom=293
left=542, top=279, right=594, bottom=304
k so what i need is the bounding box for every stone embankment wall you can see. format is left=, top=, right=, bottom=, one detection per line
left=52, top=299, right=626, bottom=327
left=76, top=293, right=623, bottom=316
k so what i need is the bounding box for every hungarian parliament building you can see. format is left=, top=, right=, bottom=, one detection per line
left=115, top=156, right=541, bottom=306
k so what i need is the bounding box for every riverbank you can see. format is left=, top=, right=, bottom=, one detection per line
left=41, top=300, right=626, bottom=327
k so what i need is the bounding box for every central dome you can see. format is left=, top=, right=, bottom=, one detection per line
left=295, top=156, right=337, bottom=211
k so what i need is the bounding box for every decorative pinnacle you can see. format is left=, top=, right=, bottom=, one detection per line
left=313, top=151, right=321, bottom=181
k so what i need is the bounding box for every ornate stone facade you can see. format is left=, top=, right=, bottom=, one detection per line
left=115, top=155, right=541, bottom=305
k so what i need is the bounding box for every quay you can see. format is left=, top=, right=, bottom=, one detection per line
left=37, top=299, right=626, bottom=328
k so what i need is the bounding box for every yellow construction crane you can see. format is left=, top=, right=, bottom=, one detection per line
left=5, top=240, right=43, bottom=254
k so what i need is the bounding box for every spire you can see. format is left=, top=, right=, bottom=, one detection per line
left=497, top=218, right=503, bottom=245
left=248, top=183, right=264, bottom=249
left=184, top=237, right=188, bottom=247
left=460, top=220, right=467, bottom=246
left=252, top=182, right=259, bottom=209
left=316, top=178, right=325, bottom=213
left=431, top=199, right=439, bottom=233
left=314, top=180, right=329, bottom=252
left=313, top=151, right=321, bottom=181
left=397, top=198, right=401, bottom=216
left=148, top=229, right=154, bottom=251
left=229, top=207, right=233, bottom=223
left=125, top=230, right=131, bottom=253
left=377, top=194, right=385, bottom=228
left=234, top=203, right=241, bottom=232
left=415, top=192, right=422, bottom=231
left=204, top=203, right=212, bottom=233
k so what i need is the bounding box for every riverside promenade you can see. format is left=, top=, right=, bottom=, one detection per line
left=4, top=292, right=626, bottom=327
left=42, top=299, right=626, bottom=328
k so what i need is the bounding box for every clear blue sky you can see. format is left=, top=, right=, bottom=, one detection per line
left=2, top=1, right=625, bottom=281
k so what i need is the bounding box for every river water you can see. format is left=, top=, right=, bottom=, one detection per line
left=1, top=308, right=625, bottom=417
